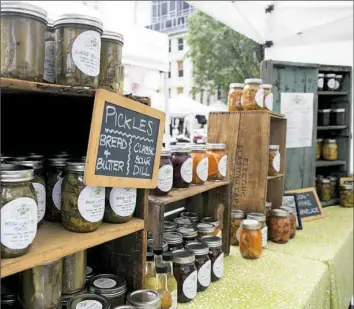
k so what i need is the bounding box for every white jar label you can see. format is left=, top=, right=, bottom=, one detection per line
left=33, top=182, right=46, bottom=222
left=182, top=270, right=197, bottom=300
left=261, top=226, right=268, bottom=248
left=318, top=78, right=324, bottom=88
left=78, top=186, right=105, bottom=222
left=93, top=278, right=116, bottom=289
left=198, top=260, right=211, bottom=287
left=213, top=253, right=224, bottom=279
left=255, top=88, right=264, bottom=107
left=44, top=40, right=55, bottom=83
left=196, top=158, right=208, bottom=182
left=265, top=93, right=273, bottom=110
left=76, top=300, right=103, bottom=309
left=181, top=158, right=193, bottom=183
left=72, top=31, right=101, bottom=77
left=171, top=290, right=178, bottom=309
left=334, top=80, right=339, bottom=90
left=157, top=165, right=173, bottom=192
left=52, top=178, right=63, bottom=210
left=327, top=78, right=335, bottom=89
left=1, top=197, right=37, bottom=249
left=218, top=155, right=227, bottom=177
left=272, top=153, right=281, bottom=172
left=109, top=187, right=137, bottom=217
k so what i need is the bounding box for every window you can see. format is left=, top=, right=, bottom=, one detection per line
left=168, top=88, right=171, bottom=98
left=168, top=62, right=171, bottom=78
left=183, top=1, right=190, bottom=10
left=168, top=39, right=171, bottom=53
left=178, top=38, right=184, bottom=51
left=177, top=61, right=183, bottom=77
left=177, top=87, right=183, bottom=94
left=161, top=2, right=167, bottom=16
left=154, top=23, right=160, bottom=31
left=178, top=17, right=185, bottom=26
left=166, top=20, right=172, bottom=29
left=170, top=1, right=175, bottom=11
left=152, top=5, right=158, bottom=17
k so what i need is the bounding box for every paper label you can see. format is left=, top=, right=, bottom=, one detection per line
left=109, top=187, right=137, bottom=217
left=196, top=158, right=208, bottom=182
left=171, top=290, right=178, bottom=309
left=33, top=182, right=46, bottom=222
left=78, top=186, right=105, bottom=222
left=318, top=78, right=324, bottom=88
left=181, top=158, right=193, bottom=183
left=213, top=253, right=224, bottom=279
left=182, top=270, right=197, bottom=300
left=93, top=278, right=116, bottom=289
left=334, top=80, right=339, bottom=90
left=255, top=88, right=264, bottom=107
left=76, top=300, right=103, bottom=309
left=157, top=165, right=173, bottom=192
left=327, top=78, right=335, bottom=90
left=272, top=153, right=281, bottom=172
left=44, top=40, right=55, bottom=82
left=261, top=226, right=268, bottom=248
left=72, top=30, right=101, bottom=77
left=52, top=178, right=63, bottom=210
left=198, top=260, right=211, bottom=287
left=218, top=155, right=227, bottom=177
left=265, top=93, right=273, bottom=110
left=1, top=197, right=37, bottom=249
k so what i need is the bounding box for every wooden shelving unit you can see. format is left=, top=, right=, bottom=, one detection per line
left=317, top=125, right=347, bottom=131
left=316, top=160, right=347, bottom=167
left=317, top=91, right=349, bottom=96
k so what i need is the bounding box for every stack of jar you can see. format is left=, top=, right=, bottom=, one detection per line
left=318, top=108, right=345, bottom=126
left=317, top=73, right=343, bottom=92
left=316, top=138, right=339, bottom=161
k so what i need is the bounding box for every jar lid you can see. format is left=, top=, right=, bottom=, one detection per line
left=321, top=178, right=330, bottom=183
left=230, top=83, right=244, bottom=88
left=328, top=175, right=338, bottom=181
left=231, top=209, right=245, bottom=219
left=47, top=18, right=54, bottom=28
left=160, top=149, right=171, bottom=157
left=174, top=217, right=193, bottom=227
left=200, top=217, right=220, bottom=227
left=206, top=143, right=226, bottom=150
left=181, top=211, right=199, bottom=222
left=335, top=74, right=343, bottom=78
left=201, top=236, right=222, bottom=248
left=86, top=266, right=94, bottom=278
left=66, top=161, right=85, bottom=172
left=316, top=138, right=323, bottom=142
left=318, top=109, right=331, bottom=113
left=318, top=73, right=324, bottom=77
left=54, top=14, right=103, bottom=32
left=173, top=249, right=195, bottom=264
left=162, top=251, right=173, bottom=261
left=331, top=108, right=345, bottom=112
left=341, top=184, right=354, bottom=190
left=245, top=78, right=262, bottom=84
left=163, top=232, right=183, bottom=244
left=325, top=139, right=336, bottom=143
left=269, top=145, right=280, bottom=150
left=115, top=306, right=136, bottom=309
left=147, top=239, right=168, bottom=252
left=185, top=242, right=209, bottom=256
left=247, top=212, right=266, bottom=223
left=9, top=159, right=42, bottom=170
left=47, top=157, right=68, bottom=167
left=325, top=73, right=336, bottom=77
left=241, top=219, right=261, bottom=229
left=102, top=30, right=124, bottom=44
left=190, top=144, right=207, bottom=151
left=1, top=164, right=34, bottom=182
left=164, top=221, right=177, bottom=231
left=67, top=293, right=111, bottom=309
left=1, top=1, right=48, bottom=22
left=262, top=84, right=272, bottom=89
left=177, top=227, right=198, bottom=238
left=127, top=289, right=160, bottom=307
left=271, top=209, right=289, bottom=218
left=170, top=144, right=191, bottom=153
left=196, top=223, right=215, bottom=233
left=88, top=274, right=127, bottom=296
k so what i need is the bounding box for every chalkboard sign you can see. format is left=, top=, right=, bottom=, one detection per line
left=84, top=89, right=165, bottom=188
left=286, top=187, right=324, bottom=222
left=282, top=195, right=303, bottom=229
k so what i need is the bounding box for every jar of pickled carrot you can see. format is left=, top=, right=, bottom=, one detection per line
left=228, top=83, right=244, bottom=111
left=207, top=143, right=227, bottom=181
left=239, top=219, right=262, bottom=259
left=191, top=144, right=208, bottom=185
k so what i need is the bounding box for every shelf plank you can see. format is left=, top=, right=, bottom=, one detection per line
left=1, top=218, right=144, bottom=278
left=316, top=160, right=346, bottom=167
left=317, top=125, right=347, bottom=131
left=267, top=174, right=284, bottom=180
left=318, top=91, right=348, bottom=96
left=149, top=180, right=230, bottom=206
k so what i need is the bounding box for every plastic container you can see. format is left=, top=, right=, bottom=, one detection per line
left=153, top=149, right=173, bottom=196
left=239, top=219, right=262, bottom=259
left=227, top=83, right=244, bottom=111
left=206, top=143, right=227, bottom=181
left=241, top=78, right=263, bottom=110
left=191, top=144, right=208, bottom=185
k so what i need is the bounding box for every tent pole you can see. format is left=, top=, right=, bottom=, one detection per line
left=162, top=71, right=170, bottom=148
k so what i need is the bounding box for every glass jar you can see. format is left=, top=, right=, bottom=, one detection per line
left=319, top=178, right=333, bottom=202
left=62, top=251, right=87, bottom=295
left=61, top=288, right=86, bottom=309
left=280, top=207, right=297, bottom=239
left=247, top=213, right=267, bottom=248
left=317, top=73, right=324, bottom=91
left=270, top=209, right=290, bottom=244
left=88, top=274, right=127, bottom=307
left=265, top=202, right=272, bottom=240
left=1, top=164, right=37, bottom=258
left=262, top=84, right=273, bottom=111
left=99, top=30, right=124, bottom=93
left=328, top=176, right=338, bottom=199
left=153, top=149, right=173, bottom=196
left=268, top=145, right=281, bottom=176
left=196, top=223, right=216, bottom=238
left=1, top=2, right=47, bottom=81
left=163, top=232, right=183, bottom=252
left=185, top=242, right=211, bottom=292
left=147, top=239, right=169, bottom=253
left=316, top=139, right=323, bottom=160
left=174, top=217, right=194, bottom=229
left=1, top=284, right=22, bottom=309
left=61, top=161, right=105, bottom=233
left=318, top=109, right=331, bottom=126
left=206, top=143, right=227, bottom=181
left=330, top=108, right=345, bottom=126
left=126, top=289, right=161, bottom=309
left=53, top=14, right=103, bottom=88
left=200, top=236, right=223, bottom=282
left=104, top=187, right=136, bottom=223
left=67, top=293, right=110, bottom=309
left=191, top=144, right=208, bottom=185
left=177, top=227, right=198, bottom=246
left=21, top=258, right=63, bottom=309
left=200, top=217, right=221, bottom=237
left=172, top=249, right=197, bottom=303
left=86, top=266, right=94, bottom=283
left=44, top=20, right=55, bottom=83
left=324, top=73, right=336, bottom=91
left=171, top=145, right=192, bottom=189
left=241, top=78, right=263, bottom=110
left=322, top=139, right=338, bottom=161
left=340, top=184, right=354, bottom=207
left=227, top=83, right=244, bottom=111
left=239, top=219, right=262, bottom=259
left=180, top=211, right=199, bottom=223
left=335, top=74, right=343, bottom=91
left=230, top=209, right=245, bottom=246
left=316, top=175, right=324, bottom=196
left=164, top=221, right=177, bottom=232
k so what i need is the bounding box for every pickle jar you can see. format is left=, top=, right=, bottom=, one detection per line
left=171, top=145, right=192, bottom=189
left=99, top=30, right=124, bottom=93
left=230, top=209, right=245, bottom=246
left=322, top=139, right=338, bottom=161
left=317, top=73, right=324, bottom=91
left=316, top=139, right=323, bottom=160
left=196, top=223, right=216, bottom=238
left=44, top=19, right=55, bottom=83
left=268, top=145, right=281, bottom=176
left=61, top=161, right=105, bottom=233
left=200, top=236, right=223, bottom=282
left=1, top=2, right=47, bottom=81
left=67, top=293, right=110, bottom=309
left=316, top=175, right=324, bottom=195
left=163, top=232, right=183, bottom=252
left=191, top=144, right=208, bottom=185
left=53, top=14, right=103, bottom=88
left=153, top=149, right=173, bottom=196
left=126, top=290, right=161, bottom=308
left=177, top=227, right=198, bottom=246
left=105, top=187, right=137, bottom=223
left=1, top=164, right=37, bottom=258
left=62, top=251, right=87, bottom=295
left=330, top=108, right=345, bottom=126
left=200, top=217, right=221, bottom=237
left=340, top=184, right=354, bottom=207
left=335, top=74, right=343, bottom=91
left=280, top=207, right=297, bottom=239
left=227, top=83, right=244, bottom=111
left=265, top=202, right=272, bottom=240
left=262, top=84, right=273, bottom=111
left=318, top=109, right=331, bottom=126
left=181, top=211, right=199, bottom=223
left=328, top=175, right=339, bottom=198
left=324, top=73, right=336, bottom=91
left=241, top=78, right=263, bottom=110
left=247, top=213, right=267, bottom=248
left=270, top=209, right=290, bottom=244
left=239, top=219, right=262, bottom=259
left=206, top=143, right=227, bottom=181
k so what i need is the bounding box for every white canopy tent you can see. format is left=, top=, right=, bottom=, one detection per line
left=208, top=101, right=228, bottom=112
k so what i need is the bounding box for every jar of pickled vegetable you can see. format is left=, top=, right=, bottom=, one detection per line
left=230, top=209, right=245, bottom=246
left=196, top=223, right=215, bottom=238
left=324, top=73, right=336, bottom=91
left=322, top=139, right=338, bottom=161
left=316, top=139, right=323, bottom=160
left=247, top=213, right=267, bottom=248
left=241, top=78, right=263, bottom=110
left=317, top=73, right=324, bottom=91
left=105, top=187, right=136, bottom=223
left=227, top=83, right=244, bottom=111
left=191, top=144, right=208, bottom=185
left=262, top=84, right=273, bottom=111
left=153, top=149, right=173, bottom=196
left=328, top=175, right=338, bottom=198
left=171, top=145, right=192, bottom=189
left=200, top=217, right=221, bottom=237
left=239, top=219, right=262, bottom=259
left=270, top=209, right=290, bottom=244
left=280, top=207, right=296, bottom=239
left=340, top=184, right=354, bottom=207
left=207, top=143, right=227, bottom=181
left=268, top=145, right=281, bottom=176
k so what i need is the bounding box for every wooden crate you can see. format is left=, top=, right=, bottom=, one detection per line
left=208, top=111, right=287, bottom=213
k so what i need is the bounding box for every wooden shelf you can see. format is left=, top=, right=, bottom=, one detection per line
left=318, top=91, right=348, bottom=96
left=316, top=160, right=346, bottom=167
left=267, top=174, right=284, bottom=180
left=317, top=125, right=347, bottom=131
left=1, top=218, right=144, bottom=278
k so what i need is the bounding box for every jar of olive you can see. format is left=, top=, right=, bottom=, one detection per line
left=318, top=178, right=332, bottom=202
left=322, top=139, right=338, bottom=161
left=340, top=184, right=354, bottom=207
left=230, top=209, right=245, bottom=246
left=61, top=161, right=105, bottom=233
left=316, top=139, right=323, bottom=160
left=1, top=164, right=38, bottom=258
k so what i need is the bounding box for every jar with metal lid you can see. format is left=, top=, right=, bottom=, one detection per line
left=1, top=164, right=37, bottom=258
left=172, top=249, right=197, bottom=303
left=200, top=217, right=221, bottom=237
left=328, top=175, right=339, bottom=198
left=316, top=139, right=323, bottom=160
left=200, top=236, right=223, bottom=282
left=126, top=289, right=161, bottom=309
left=177, top=227, right=198, bottom=246
left=21, top=258, right=63, bottom=309
left=322, top=139, right=338, bottom=161
left=340, top=184, right=354, bottom=207
left=105, top=187, right=137, bottom=223
left=196, top=223, right=215, bottom=238
left=241, top=78, right=264, bottom=110
left=280, top=207, right=297, bottom=239
left=164, top=221, right=177, bottom=232
left=86, top=266, right=95, bottom=283
left=334, top=74, right=343, bottom=91
left=262, top=84, right=273, bottom=111
left=1, top=285, right=21, bottom=309
left=270, top=209, right=290, bottom=244
left=317, top=73, right=324, bottom=91
left=163, top=232, right=183, bottom=252
left=153, top=149, right=173, bottom=196
left=265, top=202, right=272, bottom=240
left=230, top=209, right=245, bottom=246
left=318, top=109, right=331, bottom=126
left=316, top=175, right=324, bottom=196
left=185, top=242, right=211, bottom=292
left=228, top=83, right=244, bottom=111
left=268, top=145, right=281, bottom=176
left=207, top=143, right=227, bottom=181
left=61, top=288, right=86, bottom=309
left=54, top=14, right=103, bottom=88
left=147, top=239, right=169, bottom=253
left=99, top=30, right=124, bottom=92
left=62, top=250, right=87, bottom=295
left=239, top=219, right=262, bottom=259
left=324, top=73, right=336, bottom=91
left=61, top=161, right=105, bottom=233
left=44, top=19, right=55, bottom=83
left=330, top=108, right=345, bottom=126
left=88, top=274, right=127, bottom=307
left=1, top=155, right=12, bottom=163
left=170, top=145, right=192, bottom=189
left=174, top=217, right=194, bottom=228
left=1, top=2, right=47, bottom=81
left=191, top=144, right=208, bottom=185
left=181, top=211, right=199, bottom=223
left=67, top=293, right=110, bottom=309
left=247, top=213, right=267, bottom=248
